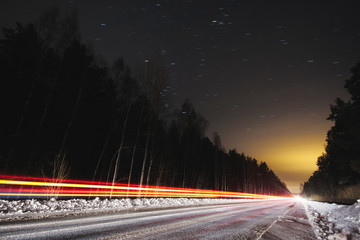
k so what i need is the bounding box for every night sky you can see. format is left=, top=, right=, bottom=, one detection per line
left=1, top=0, right=360, bottom=192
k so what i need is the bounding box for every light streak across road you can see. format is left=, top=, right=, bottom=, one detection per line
left=0, top=175, right=292, bottom=199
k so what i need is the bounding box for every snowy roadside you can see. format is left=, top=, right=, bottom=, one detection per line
left=0, top=197, right=257, bottom=222
left=304, top=199, right=360, bottom=240
left=4, top=197, right=359, bottom=239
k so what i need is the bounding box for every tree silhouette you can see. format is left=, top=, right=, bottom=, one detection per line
left=303, top=60, right=360, bottom=200
left=0, top=11, right=291, bottom=197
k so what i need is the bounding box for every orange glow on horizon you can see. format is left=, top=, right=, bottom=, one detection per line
left=255, top=136, right=325, bottom=193
left=222, top=118, right=330, bottom=193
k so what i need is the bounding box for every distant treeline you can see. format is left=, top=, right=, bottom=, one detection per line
left=0, top=9, right=290, bottom=196
left=302, top=60, right=360, bottom=203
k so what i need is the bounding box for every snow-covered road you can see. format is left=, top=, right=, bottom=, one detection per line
left=0, top=198, right=317, bottom=240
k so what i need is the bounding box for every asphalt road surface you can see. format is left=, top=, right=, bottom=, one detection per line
left=0, top=199, right=317, bottom=240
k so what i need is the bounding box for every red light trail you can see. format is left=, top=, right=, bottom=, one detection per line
left=0, top=175, right=292, bottom=199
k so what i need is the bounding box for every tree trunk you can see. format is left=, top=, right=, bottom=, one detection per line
left=110, top=100, right=132, bottom=196
left=127, top=104, right=144, bottom=195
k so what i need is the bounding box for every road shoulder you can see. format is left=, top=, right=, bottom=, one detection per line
left=259, top=200, right=317, bottom=240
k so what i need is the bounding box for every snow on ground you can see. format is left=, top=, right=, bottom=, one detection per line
left=2, top=196, right=359, bottom=239
left=0, top=197, right=255, bottom=221
left=304, top=199, right=360, bottom=240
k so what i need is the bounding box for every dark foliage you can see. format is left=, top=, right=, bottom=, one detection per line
left=0, top=12, right=290, bottom=196
left=302, top=60, right=360, bottom=199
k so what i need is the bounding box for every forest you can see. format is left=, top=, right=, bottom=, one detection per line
left=302, top=60, right=360, bottom=203
left=0, top=9, right=290, bottom=197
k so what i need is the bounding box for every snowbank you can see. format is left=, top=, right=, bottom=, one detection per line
left=0, top=197, right=252, bottom=221
left=4, top=196, right=358, bottom=239
left=304, top=199, right=360, bottom=240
